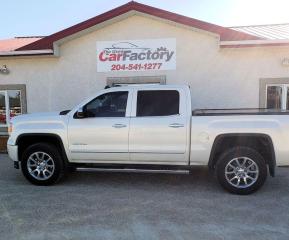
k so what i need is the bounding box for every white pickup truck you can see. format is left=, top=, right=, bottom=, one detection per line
left=7, top=84, right=289, bottom=194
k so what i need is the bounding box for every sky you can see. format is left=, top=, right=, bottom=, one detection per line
left=1, top=0, right=289, bottom=39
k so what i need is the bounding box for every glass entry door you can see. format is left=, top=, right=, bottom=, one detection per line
left=0, top=90, right=22, bottom=126
left=0, top=91, right=8, bottom=125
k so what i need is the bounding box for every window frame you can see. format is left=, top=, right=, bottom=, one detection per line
left=265, top=84, right=289, bottom=110
left=0, top=89, right=22, bottom=127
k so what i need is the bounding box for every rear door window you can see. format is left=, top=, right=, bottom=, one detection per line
left=136, top=90, right=179, bottom=117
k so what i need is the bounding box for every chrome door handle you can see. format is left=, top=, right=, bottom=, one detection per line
left=112, top=124, right=127, bottom=128
left=169, top=123, right=184, bottom=128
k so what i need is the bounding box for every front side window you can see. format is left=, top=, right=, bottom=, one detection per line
left=136, top=90, right=179, bottom=117
left=0, top=90, right=22, bottom=125
left=84, top=91, right=128, bottom=117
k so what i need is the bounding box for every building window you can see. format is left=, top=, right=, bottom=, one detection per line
left=266, top=84, right=289, bottom=110
left=0, top=90, right=22, bottom=125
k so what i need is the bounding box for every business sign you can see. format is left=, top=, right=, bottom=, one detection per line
left=97, top=38, right=176, bottom=72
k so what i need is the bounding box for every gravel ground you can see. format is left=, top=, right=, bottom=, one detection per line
left=1, top=154, right=289, bottom=240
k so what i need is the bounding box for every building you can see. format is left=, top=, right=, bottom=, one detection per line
left=0, top=1, right=289, bottom=149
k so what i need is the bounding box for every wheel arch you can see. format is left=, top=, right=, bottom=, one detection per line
left=16, top=133, right=69, bottom=164
left=208, top=133, right=276, bottom=177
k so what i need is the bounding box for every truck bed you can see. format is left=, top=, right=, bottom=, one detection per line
left=192, top=108, right=289, bottom=116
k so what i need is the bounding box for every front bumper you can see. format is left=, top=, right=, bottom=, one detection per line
left=7, top=144, right=18, bottom=162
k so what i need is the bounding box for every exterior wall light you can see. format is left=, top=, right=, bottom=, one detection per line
left=0, top=65, right=9, bottom=74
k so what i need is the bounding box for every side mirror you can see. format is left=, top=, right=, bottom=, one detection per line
left=76, top=107, right=85, bottom=118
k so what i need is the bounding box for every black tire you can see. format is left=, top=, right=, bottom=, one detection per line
left=21, top=143, right=65, bottom=185
left=216, top=146, right=267, bottom=195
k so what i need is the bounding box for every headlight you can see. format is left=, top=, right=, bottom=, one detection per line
left=8, top=123, right=13, bottom=135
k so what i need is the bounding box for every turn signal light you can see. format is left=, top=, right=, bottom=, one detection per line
left=8, top=124, right=13, bottom=135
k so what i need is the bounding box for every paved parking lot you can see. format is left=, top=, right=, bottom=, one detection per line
left=1, top=154, right=289, bottom=240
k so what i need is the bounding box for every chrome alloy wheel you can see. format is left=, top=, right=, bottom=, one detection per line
left=27, top=152, right=55, bottom=180
left=225, top=157, right=259, bottom=189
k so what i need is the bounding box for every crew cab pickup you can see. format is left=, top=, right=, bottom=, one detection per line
left=7, top=84, right=289, bottom=194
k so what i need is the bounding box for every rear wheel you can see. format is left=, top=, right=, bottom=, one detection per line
left=216, top=147, right=267, bottom=195
left=21, top=143, right=65, bottom=185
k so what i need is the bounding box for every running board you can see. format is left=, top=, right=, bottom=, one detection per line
left=76, top=168, right=190, bottom=174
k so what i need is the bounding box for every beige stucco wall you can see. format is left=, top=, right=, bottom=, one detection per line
left=1, top=14, right=289, bottom=113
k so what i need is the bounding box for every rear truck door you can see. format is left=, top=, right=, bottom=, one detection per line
left=67, top=89, right=132, bottom=162
left=129, top=87, right=190, bottom=165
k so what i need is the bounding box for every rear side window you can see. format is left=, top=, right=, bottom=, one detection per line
left=136, top=90, right=179, bottom=117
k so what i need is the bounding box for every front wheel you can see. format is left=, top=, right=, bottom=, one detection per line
left=216, top=147, right=267, bottom=195
left=21, top=143, right=65, bottom=185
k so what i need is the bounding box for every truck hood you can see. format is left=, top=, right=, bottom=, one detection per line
left=11, top=112, right=67, bottom=124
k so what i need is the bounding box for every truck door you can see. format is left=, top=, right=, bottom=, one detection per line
left=129, top=88, right=190, bottom=165
left=68, top=90, right=132, bottom=162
